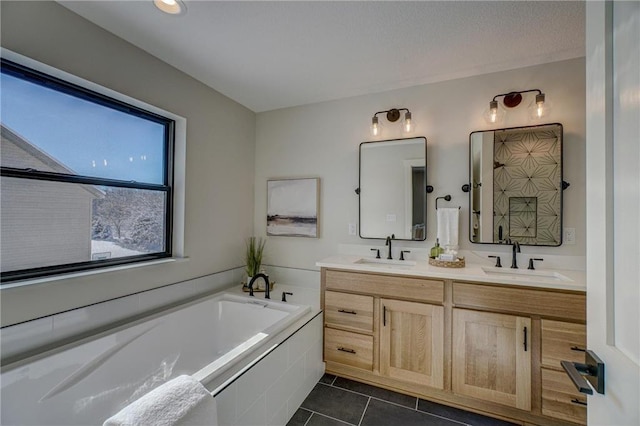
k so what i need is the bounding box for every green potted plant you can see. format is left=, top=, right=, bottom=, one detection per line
left=244, top=236, right=266, bottom=285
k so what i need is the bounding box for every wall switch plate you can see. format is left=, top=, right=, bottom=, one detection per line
left=564, top=228, right=576, bottom=245
left=348, top=223, right=357, bottom=236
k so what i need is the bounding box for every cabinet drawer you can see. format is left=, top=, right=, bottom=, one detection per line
left=325, top=269, right=444, bottom=304
left=453, top=282, right=585, bottom=321
left=541, top=320, right=586, bottom=370
left=542, top=368, right=587, bottom=425
left=324, top=328, right=373, bottom=371
left=325, top=291, right=374, bottom=332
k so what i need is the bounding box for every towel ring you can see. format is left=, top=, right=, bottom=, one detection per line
left=435, top=194, right=461, bottom=210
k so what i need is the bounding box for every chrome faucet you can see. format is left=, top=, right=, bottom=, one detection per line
left=385, top=235, right=394, bottom=260
left=248, top=273, right=271, bottom=299
left=511, top=241, right=521, bottom=269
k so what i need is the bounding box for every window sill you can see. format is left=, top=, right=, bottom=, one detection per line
left=0, top=257, right=190, bottom=290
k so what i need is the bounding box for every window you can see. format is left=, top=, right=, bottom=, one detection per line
left=1, top=59, right=174, bottom=282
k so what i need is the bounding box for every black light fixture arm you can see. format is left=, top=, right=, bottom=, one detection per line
left=372, top=108, right=410, bottom=123
left=492, top=89, right=542, bottom=103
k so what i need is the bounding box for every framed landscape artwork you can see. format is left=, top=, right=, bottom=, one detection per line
left=267, top=178, right=319, bottom=238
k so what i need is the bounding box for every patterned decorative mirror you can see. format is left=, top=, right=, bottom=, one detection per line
left=468, top=123, right=563, bottom=246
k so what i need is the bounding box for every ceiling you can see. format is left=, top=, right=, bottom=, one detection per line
left=59, top=1, right=585, bottom=113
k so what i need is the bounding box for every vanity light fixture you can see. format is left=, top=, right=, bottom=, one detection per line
left=370, top=108, right=415, bottom=137
left=153, top=0, right=186, bottom=15
left=484, top=89, right=550, bottom=124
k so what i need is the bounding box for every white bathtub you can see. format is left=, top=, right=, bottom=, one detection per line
left=0, top=292, right=310, bottom=425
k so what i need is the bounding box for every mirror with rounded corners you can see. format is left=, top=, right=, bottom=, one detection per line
left=359, top=137, right=427, bottom=240
left=468, top=123, right=563, bottom=246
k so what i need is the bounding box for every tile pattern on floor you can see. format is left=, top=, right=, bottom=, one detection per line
left=287, top=374, right=519, bottom=426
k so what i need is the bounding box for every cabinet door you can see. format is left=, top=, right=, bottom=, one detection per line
left=379, top=299, right=444, bottom=389
left=452, top=309, right=531, bottom=411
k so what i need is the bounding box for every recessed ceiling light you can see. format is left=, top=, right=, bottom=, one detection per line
left=153, top=0, right=186, bottom=16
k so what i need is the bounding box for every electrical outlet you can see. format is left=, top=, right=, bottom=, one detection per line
left=564, top=228, right=576, bottom=245
left=348, top=223, right=357, bottom=236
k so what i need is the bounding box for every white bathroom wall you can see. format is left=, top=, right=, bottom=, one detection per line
left=0, top=2, right=256, bottom=326
left=254, top=58, right=586, bottom=271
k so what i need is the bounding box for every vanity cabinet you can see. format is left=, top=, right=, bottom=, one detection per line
left=321, top=267, right=587, bottom=426
left=452, top=309, right=531, bottom=410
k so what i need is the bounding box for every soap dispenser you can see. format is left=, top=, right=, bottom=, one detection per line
left=430, top=238, right=444, bottom=259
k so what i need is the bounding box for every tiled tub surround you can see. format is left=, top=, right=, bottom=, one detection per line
left=215, top=314, right=324, bottom=426
left=0, top=270, right=323, bottom=425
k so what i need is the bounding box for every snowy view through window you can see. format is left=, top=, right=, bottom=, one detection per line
left=90, top=187, right=167, bottom=260
left=1, top=61, right=171, bottom=277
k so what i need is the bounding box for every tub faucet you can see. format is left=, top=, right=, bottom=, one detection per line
left=248, top=273, right=271, bottom=299
left=385, top=235, right=394, bottom=260
left=511, top=241, right=521, bottom=269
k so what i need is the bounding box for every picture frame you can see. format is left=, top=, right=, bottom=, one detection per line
left=267, top=178, right=319, bottom=238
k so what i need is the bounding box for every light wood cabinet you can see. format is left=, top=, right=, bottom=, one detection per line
left=324, top=291, right=373, bottom=333
left=541, top=320, right=586, bottom=370
left=452, top=309, right=531, bottom=411
left=324, top=327, right=373, bottom=371
left=379, top=299, right=444, bottom=389
left=321, top=268, right=586, bottom=426
left=541, top=320, right=587, bottom=424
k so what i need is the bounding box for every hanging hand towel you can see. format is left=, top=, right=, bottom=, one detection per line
left=103, top=375, right=217, bottom=426
left=436, top=207, right=459, bottom=248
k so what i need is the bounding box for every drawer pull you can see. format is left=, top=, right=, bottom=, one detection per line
left=338, top=309, right=357, bottom=315
left=571, top=346, right=586, bottom=352
left=571, top=398, right=588, bottom=406
left=524, top=326, right=528, bottom=352
left=337, top=347, right=356, bottom=354
left=383, top=305, right=387, bottom=326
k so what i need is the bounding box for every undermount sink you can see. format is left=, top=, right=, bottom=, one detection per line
left=481, top=266, right=573, bottom=282
left=355, top=258, right=416, bottom=269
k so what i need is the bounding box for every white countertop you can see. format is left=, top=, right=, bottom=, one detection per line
left=317, top=255, right=586, bottom=292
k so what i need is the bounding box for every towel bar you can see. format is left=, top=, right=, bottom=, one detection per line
left=435, top=194, right=461, bottom=210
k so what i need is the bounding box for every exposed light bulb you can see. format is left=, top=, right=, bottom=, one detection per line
left=370, top=116, right=382, bottom=137
left=161, top=0, right=177, bottom=5
left=402, top=111, right=415, bottom=134
left=529, top=93, right=550, bottom=120
left=483, top=100, right=505, bottom=125
left=489, top=101, right=498, bottom=123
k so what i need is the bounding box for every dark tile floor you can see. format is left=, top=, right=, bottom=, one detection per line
left=287, top=374, right=518, bottom=426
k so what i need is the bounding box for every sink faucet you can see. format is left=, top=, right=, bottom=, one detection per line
left=511, top=241, right=521, bottom=269
left=385, top=235, right=394, bottom=260
left=248, top=273, right=271, bottom=299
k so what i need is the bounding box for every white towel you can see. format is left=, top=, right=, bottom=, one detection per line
left=103, top=375, right=217, bottom=426
left=436, top=207, right=459, bottom=248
